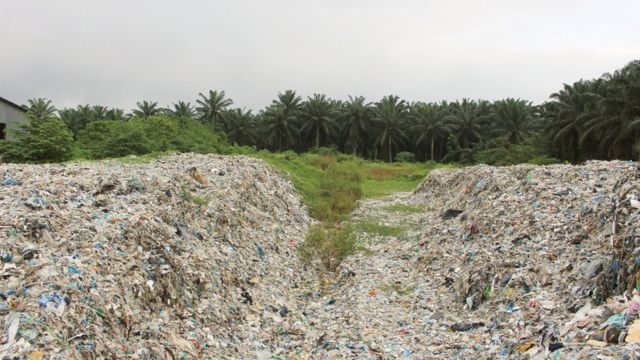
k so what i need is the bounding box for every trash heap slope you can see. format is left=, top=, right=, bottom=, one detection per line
left=413, top=161, right=640, bottom=309
left=409, top=161, right=640, bottom=356
left=0, top=154, right=311, bottom=358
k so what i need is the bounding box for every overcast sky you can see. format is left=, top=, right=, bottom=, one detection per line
left=1, top=0, right=638, bottom=111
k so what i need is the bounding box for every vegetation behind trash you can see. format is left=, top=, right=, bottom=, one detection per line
left=2, top=60, right=639, bottom=166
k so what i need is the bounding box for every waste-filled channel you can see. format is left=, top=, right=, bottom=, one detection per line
left=2, top=155, right=640, bottom=359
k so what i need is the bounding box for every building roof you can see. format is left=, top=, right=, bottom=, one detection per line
left=0, top=97, right=27, bottom=112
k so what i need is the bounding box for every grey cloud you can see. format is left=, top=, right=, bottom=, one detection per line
left=0, top=0, right=638, bottom=110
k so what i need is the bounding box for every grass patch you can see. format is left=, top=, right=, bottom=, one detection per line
left=355, top=220, right=406, bottom=237
left=381, top=204, right=424, bottom=213
left=361, top=161, right=460, bottom=198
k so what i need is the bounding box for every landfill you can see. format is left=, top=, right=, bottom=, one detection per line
left=294, top=160, right=640, bottom=359
left=0, top=154, right=313, bottom=359
left=2, top=157, right=640, bottom=359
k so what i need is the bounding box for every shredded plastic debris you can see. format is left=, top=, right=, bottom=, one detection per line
left=3, top=157, right=640, bottom=359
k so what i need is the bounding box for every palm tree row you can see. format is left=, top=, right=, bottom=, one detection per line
left=544, top=60, right=640, bottom=161
left=26, top=59, right=640, bottom=162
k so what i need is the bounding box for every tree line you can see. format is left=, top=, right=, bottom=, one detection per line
left=4, top=60, right=639, bottom=164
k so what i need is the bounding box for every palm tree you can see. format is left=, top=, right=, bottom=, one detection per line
left=372, top=95, right=409, bottom=162
left=105, top=108, right=127, bottom=121
left=581, top=61, right=640, bottom=159
left=132, top=100, right=162, bottom=118
left=449, top=99, right=483, bottom=148
left=58, top=108, right=81, bottom=139
left=26, top=98, right=56, bottom=121
left=169, top=101, right=196, bottom=119
left=492, top=98, right=538, bottom=144
left=411, top=103, right=453, bottom=161
left=300, top=94, right=339, bottom=149
left=545, top=81, right=600, bottom=161
left=340, top=96, right=371, bottom=155
left=260, top=90, right=303, bottom=152
left=91, top=105, right=109, bottom=121
left=226, top=108, right=258, bottom=145
left=273, top=90, right=302, bottom=112
left=196, top=90, right=233, bottom=126
left=263, top=105, right=300, bottom=152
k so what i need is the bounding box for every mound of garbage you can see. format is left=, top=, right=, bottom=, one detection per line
left=292, top=160, right=640, bottom=359
left=411, top=161, right=640, bottom=356
left=0, top=154, right=312, bottom=359
left=4, top=157, right=640, bottom=359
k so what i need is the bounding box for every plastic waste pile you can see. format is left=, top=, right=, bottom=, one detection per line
left=409, top=161, right=640, bottom=358
left=290, top=161, right=640, bottom=359
left=3, top=156, right=640, bottom=359
left=0, top=154, right=312, bottom=359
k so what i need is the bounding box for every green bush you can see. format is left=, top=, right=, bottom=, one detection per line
left=77, top=121, right=150, bottom=158
left=282, top=150, right=297, bottom=160
left=395, top=151, right=415, bottom=162
left=313, top=146, right=338, bottom=156
left=1, top=116, right=74, bottom=163
left=229, top=145, right=257, bottom=155
left=298, top=224, right=356, bottom=270
left=474, top=136, right=555, bottom=166
left=76, top=116, right=226, bottom=159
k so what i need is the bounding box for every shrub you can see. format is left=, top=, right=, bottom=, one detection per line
left=298, top=224, right=356, bottom=270
left=313, top=146, right=338, bottom=156
left=473, top=136, right=558, bottom=166
left=1, top=116, right=74, bottom=163
left=282, top=150, right=297, bottom=160
left=76, top=116, right=226, bottom=159
left=306, top=153, right=336, bottom=170
left=395, top=151, right=415, bottom=163
left=77, top=121, right=150, bottom=158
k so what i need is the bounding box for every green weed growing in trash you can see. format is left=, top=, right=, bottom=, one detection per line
left=181, top=185, right=211, bottom=207
left=483, top=286, right=492, bottom=301
left=298, top=224, right=357, bottom=271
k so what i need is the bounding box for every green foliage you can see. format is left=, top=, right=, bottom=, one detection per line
left=76, top=116, right=226, bottom=159
left=395, top=151, right=415, bottom=162
left=473, top=136, right=554, bottom=166
left=17, top=61, right=640, bottom=166
left=1, top=116, right=73, bottom=163
left=313, top=146, right=338, bottom=156
left=282, top=150, right=297, bottom=160
left=298, top=224, right=357, bottom=270
left=483, top=286, right=492, bottom=301
left=181, top=186, right=211, bottom=206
